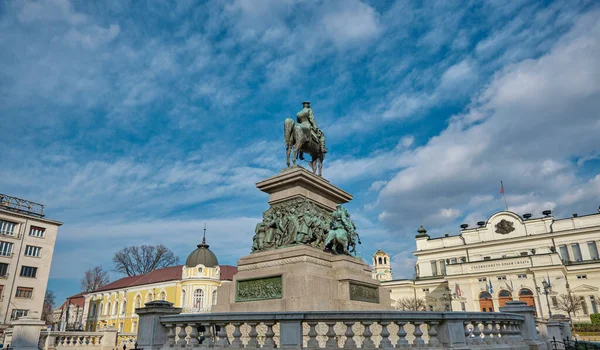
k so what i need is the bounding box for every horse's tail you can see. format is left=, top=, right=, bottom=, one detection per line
left=284, top=118, right=294, bottom=146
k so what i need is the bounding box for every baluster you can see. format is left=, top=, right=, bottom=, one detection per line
left=361, top=321, right=374, bottom=349
left=472, top=321, right=483, bottom=344
left=514, top=322, right=524, bottom=342
left=427, top=321, right=439, bottom=347
left=395, top=321, right=409, bottom=348
left=177, top=324, right=188, bottom=346
left=343, top=321, right=356, bottom=348
left=482, top=320, right=493, bottom=345
left=189, top=323, right=200, bottom=346
left=231, top=322, right=243, bottom=347
left=413, top=322, right=424, bottom=347
left=204, top=323, right=214, bottom=347
left=325, top=321, right=337, bottom=348
left=379, top=321, right=392, bottom=349
left=217, top=323, right=229, bottom=347
left=264, top=321, right=276, bottom=348
left=307, top=321, right=319, bottom=348
left=247, top=322, right=259, bottom=348
left=497, top=321, right=508, bottom=344
left=464, top=322, right=473, bottom=346
left=490, top=321, right=501, bottom=344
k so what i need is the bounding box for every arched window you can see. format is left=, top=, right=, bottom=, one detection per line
left=518, top=288, right=536, bottom=312
left=519, top=289, right=534, bottom=296
left=106, top=302, right=111, bottom=316
left=113, top=301, right=119, bottom=315
left=499, top=290, right=512, bottom=297
left=99, top=302, right=104, bottom=316
left=121, top=301, right=126, bottom=315
left=378, top=257, right=382, bottom=264
left=479, top=291, right=492, bottom=299
left=194, top=289, right=204, bottom=309
left=90, top=302, right=97, bottom=317
left=135, top=295, right=141, bottom=309
left=160, top=292, right=166, bottom=301
left=181, top=289, right=186, bottom=307
left=212, top=290, right=218, bottom=306
left=384, top=257, right=387, bottom=264
left=146, top=293, right=153, bottom=303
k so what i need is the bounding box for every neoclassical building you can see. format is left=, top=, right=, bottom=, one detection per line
left=382, top=207, right=600, bottom=321
left=83, top=237, right=236, bottom=332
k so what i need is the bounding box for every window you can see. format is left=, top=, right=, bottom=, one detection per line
left=551, top=296, right=558, bottom=307
left=24, top=246, right=41, bottom=257
left=113, top=302, right=118, bottom=315
left=439, top=259, right=446, bottom=275
left=459, top=257, right=466, bottom=263
left=10, top=309, right=28, bottom=320
left=0, top=263, right=8, bottom=277
left=99, top=302, right=103, bottom=316
left=90, top=303, right=96, bottom=317
left=559, top=245, right=570, bottom=261
left=29, top=226, right=45, bottom=238
left=431, top=261, right=438, bottom=276
left=20, top=266, right=37, bottom=278
left=580, top=296, right=588, bottom=315
left=428, top=305, right=434, bottom=311
left=15, top=287, right=33, bottom=298
left=572, top=243, right=583, bottom=262
left=119, top=323, right=124, bottom=332
left=0, top=241, right=13, bottom=256
left=194, top=289, right=204, bottom=308
left=449, top=258, right=457, bottom=264
left=160, top=292, right=166, bottom=301
left=478, top=277, right=487, bottom=282
left=121, top=301, right=126, bottom=315
left=517, top=274, right=527, bottom=279
left=422, top=288, right=429, bottom=292
left=384, top=257, right=387, bottom=264
left=212, top=290, right=218, bottom=306
left=520, top=252, right=529, bottom=256
left=461, top=302, right=466, bottom=311
left=479, top=291, right=492, bottom=299
left=181, top=290, right=186, bottom=307
left=146, top=293, right=153, bottom=302
left=577, top=274, right=587, bottom=279
left=378, top=257, right=382, bottom=264
left=588, top=242, right=599, bottom=260
left=0, top=220, right=17, bottom=236
left=135, top=295, right=141, bottom=309
left=131, top=321, right=137, bottom=333
left=483, top=256, right=491, bottom=260
left=106, top=302, right=111, bottom=316
left=497, top=276, right=507, bottom=280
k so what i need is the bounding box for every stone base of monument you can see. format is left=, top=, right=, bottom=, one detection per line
left=214, top=245, right=391, bottom=312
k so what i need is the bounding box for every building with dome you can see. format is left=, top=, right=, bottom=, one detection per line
left=381, top=208, right=600, bottom=322
left=371, top=249, right=392, bottom=281
left=82, top=235, right=237, bottom=333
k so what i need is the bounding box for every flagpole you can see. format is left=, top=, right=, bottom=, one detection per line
left=501, top=181, right=508, bottom=211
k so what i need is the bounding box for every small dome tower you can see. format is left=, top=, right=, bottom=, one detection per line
left=372, top=249, right=392, bottom=281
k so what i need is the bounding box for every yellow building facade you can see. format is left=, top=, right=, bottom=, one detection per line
left=83, top=237, right=236, bottom=333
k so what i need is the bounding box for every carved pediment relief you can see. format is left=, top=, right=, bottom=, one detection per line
left=495, top=219, right=515, bottom=234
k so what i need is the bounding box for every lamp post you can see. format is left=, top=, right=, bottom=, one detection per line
left=541, top=280, right=553, bottom=317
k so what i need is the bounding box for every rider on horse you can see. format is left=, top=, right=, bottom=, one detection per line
left=297, top=101, right=327, bottom=160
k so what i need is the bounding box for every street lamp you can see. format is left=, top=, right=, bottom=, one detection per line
left=541, top=280, right=553, bottom=317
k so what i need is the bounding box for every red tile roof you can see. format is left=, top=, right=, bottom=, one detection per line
left=91, top=265, right=238, bottom=292
left=58, top=292, right=86, bottom=309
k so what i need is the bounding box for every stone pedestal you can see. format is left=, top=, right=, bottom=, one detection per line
left=256, top=166, right=352, bottom=212
left=9, top=316, right=46, bottom=350
left=214, top=245, right=391, bottom=312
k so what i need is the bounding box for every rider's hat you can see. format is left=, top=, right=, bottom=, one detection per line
left=302, top=101, right=311, bottom=106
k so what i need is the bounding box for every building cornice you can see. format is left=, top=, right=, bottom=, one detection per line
left=0, top=208, right=63, bottom=226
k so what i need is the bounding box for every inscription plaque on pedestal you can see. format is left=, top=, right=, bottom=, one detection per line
left=236, top=276, right=283, bottom=302
left=349, top=282, right=379, bottom=303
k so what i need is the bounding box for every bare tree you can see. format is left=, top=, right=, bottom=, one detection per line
left=113, top=244, right=179, bottom=276
left=80, top=266, right=110, bottom=292
left=555, top=293, right=583, bottom=321
left=393, top=297, right=428, bottom=311
left=42, top=290, right=55, bottom=324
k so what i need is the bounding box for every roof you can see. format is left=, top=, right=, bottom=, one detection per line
left=91, top=264, right=238, bottom=293
left=185, top=237, right=218, bottom=267
left=58, top=292, right=86, bottom=309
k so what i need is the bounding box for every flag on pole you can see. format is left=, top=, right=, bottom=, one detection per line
left=500, top=181, right=508, bottom=210
left=489, top=279, right=494, bottom=294
left=547, top=273, right=552, bottom=287
left=455, top=283, right=463, bottom=297
left=500, top=181, right=505, bottom=194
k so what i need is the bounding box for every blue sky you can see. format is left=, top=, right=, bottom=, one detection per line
left=1, top=0, right=599, bottom=304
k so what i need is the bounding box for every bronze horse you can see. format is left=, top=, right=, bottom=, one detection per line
left=284, top=117, right=324, bottom=176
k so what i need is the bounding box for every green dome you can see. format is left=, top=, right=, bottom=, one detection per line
left=185, top=237, right=218, bottom=267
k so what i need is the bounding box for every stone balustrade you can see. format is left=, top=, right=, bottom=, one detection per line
left=38, top=327, right=119, bottom=350
left=135, top=300, right=554, bottom=350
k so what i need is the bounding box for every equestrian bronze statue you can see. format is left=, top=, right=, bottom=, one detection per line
left=284, top=101, right=327, bottom=176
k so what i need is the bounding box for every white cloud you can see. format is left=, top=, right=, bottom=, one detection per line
left=320, top=0, right=381, bottom=48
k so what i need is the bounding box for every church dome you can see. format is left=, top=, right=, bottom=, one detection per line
left=185, top=236, right=218, bottom=268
